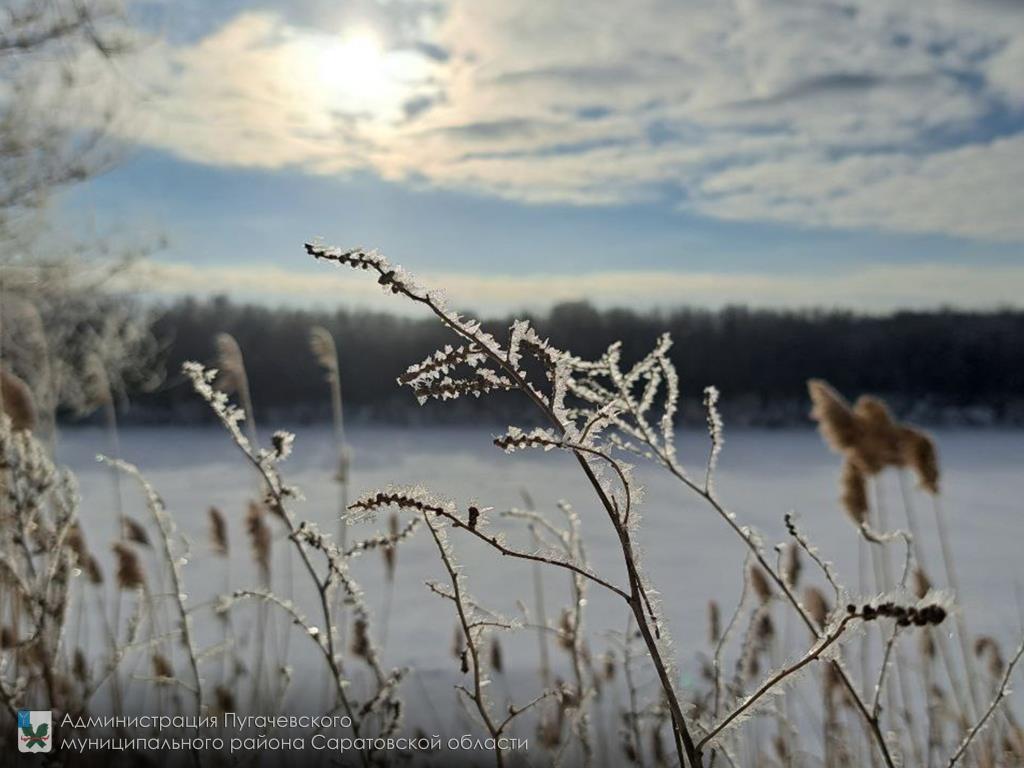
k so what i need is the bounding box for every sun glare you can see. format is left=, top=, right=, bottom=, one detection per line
left=314, top=29, right=405, bottom=118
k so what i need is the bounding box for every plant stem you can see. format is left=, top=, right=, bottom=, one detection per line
left=947, top=640, right=1024, bottom=767
left=701, top=613, right=861, bottom=749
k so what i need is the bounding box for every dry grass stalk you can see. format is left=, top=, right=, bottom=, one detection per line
left=383, top=512, right=398, bottom=581
left=782, top=543, right=801, bottom=588
left=152, top=653, right=173, bottom=681
left=709, top=600, right=948, bottom=752
left=809, top=380, right=941, bottom=495
left=121, top=515, right=150, bottom=547
left=112, top=542, right=145, bottom=591
left=67, top=524, right=103, bottom=584
left=851, top=395, right=903, bottom=472
left=810, top=382, right=983, bottom=747
left=246, top=500, right=271, bottom=583
left=0, top=367, right=36, bottom=431
left=920, top=629, right=937, bottom=660
left=214, top=684, right=234, bottom=714
left=102, top=456, right=206, bottom=716
left=749, top=565, right=773, bottom=603
left=73, top=648, right=89, bottom=683
left=490, top=636, right=504, bottom=674
left=184, top=363, right=413, bottom=766
left=708, top=601, right=721, bottom=645
left=899, top=426, right=940, bottom=494
left=350, top=617, right=370, bottom=659
left=418, top=509, right=550, bottom=768
left=975, top=637, right=1006, bottom=679
left=310, top=324, right=349, bottom=486
left=913, top=568, right=932, bottom=600
left=948, top=641, right=1024, bottom=767
left=215, top=332, right=258, bottom=446
left=807, top=379, right=859, bottom=455
left=840, top=460, right=869, bottom=525
left=82, top=554, right=103, bottom=585
left=603, top=652, right=616, bottom=681
left=452, top=622, right=465, bottom=663
left=803, top=586, right=830, bottom=630
left=208, top=506, right=228, bottom=556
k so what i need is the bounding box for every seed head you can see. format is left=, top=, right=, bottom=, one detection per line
left=209, top=506, right=228, bottom=556
left=708, top=600, right=721, bottom=645
left=152, top=653, right=174, bottom=680
left=112, top=542, right=145, bottom=591
left=73, top=648, right=89, bottom=682
left=490, top=637, right=503, bottom=674
left=350, top=617, right=370, bottom=660
left=783, top=543, right=802, bottom=588
left=912, top=568, right=931, bottom=600
left=749, top=565, right=773, bottom=603
left=246, top=501, right=271, bottom=583
left=602, top=652, right=616, bottom=681
left=840, top=460, right=869, bottom=525
left=803, top=586, right=830, bottom=630
left=974, top=636, right=1005, bottom=678
left=808, top=380, right=858, bottom=454
left=898, top=426, right=940, bottom=494
left=122, top=516, right=151, bottom=547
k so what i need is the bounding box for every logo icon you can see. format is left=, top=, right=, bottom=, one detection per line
left=17, top=710, right=52, bottom=753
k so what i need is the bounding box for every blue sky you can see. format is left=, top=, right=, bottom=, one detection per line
left=56, top=0, right=1024, bottom=312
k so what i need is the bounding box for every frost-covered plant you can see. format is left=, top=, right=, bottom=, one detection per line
left=305, top=243, right=976, bottom=768
left=306, top=243, right=705, bottom=766
left=182, top=362, right=408, bottom=766
left=398, top=492, right=550, bottom=768
left=0, top=412, right=157, bottom=729
left=505, top=501, right=595, bottom=762
left=98, top=457, right=203, bottom=715
left=0, top=412, right=78, bottom=712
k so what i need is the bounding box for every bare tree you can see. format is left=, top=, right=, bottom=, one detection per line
left=0, top=2, right=159, bottom=438
left=1, top=0, right=131, bottom=240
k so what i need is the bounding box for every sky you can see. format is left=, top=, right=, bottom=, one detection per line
left=55, top=0, right=1024, bottom=313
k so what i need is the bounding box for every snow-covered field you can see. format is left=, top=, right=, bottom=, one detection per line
left=56, top=424, right=1024, bottom=728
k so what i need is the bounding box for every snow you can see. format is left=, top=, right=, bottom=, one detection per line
left=56, top=424, right=1024, bottom=728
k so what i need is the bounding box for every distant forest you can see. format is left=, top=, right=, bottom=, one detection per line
left=125, top=297, right=1024, bottom=427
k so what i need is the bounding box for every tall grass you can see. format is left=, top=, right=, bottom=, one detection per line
left=0, top=242, right=1021, bottom=768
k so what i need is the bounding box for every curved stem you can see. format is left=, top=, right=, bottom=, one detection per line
left=947, top=639, right=1024, bottom=767
left=627, top=418, right=897, bottom=768
left=423, top=515, right=504, bottom=768
left=700, top=613, right=861, bottom=750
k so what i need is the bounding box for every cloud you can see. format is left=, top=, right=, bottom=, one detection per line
left=127, top=259, right=1024, bottom=314
left=697, top=134, right=1024, bottom=240
left=96, top=1, right=1024, bottom=241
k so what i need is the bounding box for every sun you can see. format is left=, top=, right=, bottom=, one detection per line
left=313, top=29, right=406, bottom=118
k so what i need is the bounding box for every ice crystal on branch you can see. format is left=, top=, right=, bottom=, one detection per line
left=398, top=344, right=486, bottom=388
left=494, top=426, right=561, bottom=453
left=703, top=385, right=724, bottom=491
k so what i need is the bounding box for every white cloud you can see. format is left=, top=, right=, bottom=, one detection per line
left=95, top=1, right=1024, bottom=241
left=697, top=134, right=1024, bottom=240
left=128, top=259, right=1024, bottom=313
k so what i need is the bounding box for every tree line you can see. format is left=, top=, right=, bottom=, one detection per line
left=116, top=296, right=1024, bottom=427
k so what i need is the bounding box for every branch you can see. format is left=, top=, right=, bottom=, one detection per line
left=947, top=638, right=1024, bottom=767
left=700, top=613, right=861, bottom=749
left=351, top=492, right=631, bottom=602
